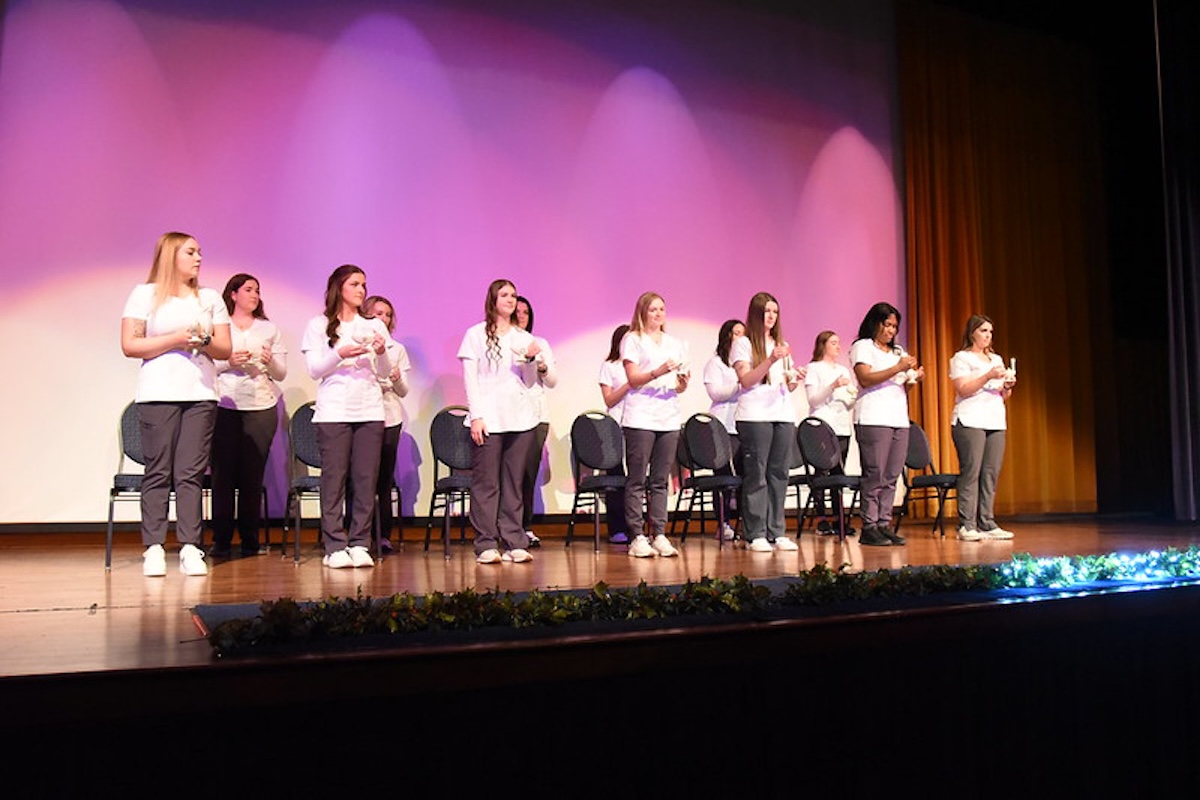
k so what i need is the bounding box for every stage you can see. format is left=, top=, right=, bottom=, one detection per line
left=5, top=517, right=1200, bottom=794
left=1, top=516, right=1196, bottom=677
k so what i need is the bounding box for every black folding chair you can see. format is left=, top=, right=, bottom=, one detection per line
left=423, top=406, right=474, bottom=559
left=897, top=421, right=958, bottom=538
left=566, top=411, right=627, bottom=551
left=796, top=416, right=860, bottom=541
left=672, top=413, right=742, bottom=548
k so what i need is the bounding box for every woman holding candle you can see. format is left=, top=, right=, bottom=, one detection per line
left=950, top=314, right=1017, bottom=541
left=732, top=293, right=802, bottom=552
left=850, top=302, right=922, bottom=547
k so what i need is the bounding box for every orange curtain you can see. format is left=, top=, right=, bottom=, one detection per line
left=898, top=1, right=1103, bottom=515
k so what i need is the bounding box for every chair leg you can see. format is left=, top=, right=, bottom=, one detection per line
left=457, top=494, right=469, bottom=544
left=424, top=494, right=438, bottom=551
left=677, top=488, right=695, bottom=542
left=796, top=490, right=814, bottom=534
left=260, top=488, right=270, bottom=554
left=567, top=494, right=581, bottom=547
left=292, top=496, right=302, bottom=565
left=716, top=491, right=726, bottom=550
left=442, top=497, right=453, bottom=560
left=932, top=489, right=949, bottom=538
left=106, top=492, right=117, bottom=571
left=834, top=490, right=847, bottom=542
left=592, top=497, right=601, bottom=553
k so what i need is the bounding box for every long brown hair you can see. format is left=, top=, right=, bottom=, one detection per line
left=744, top=291, right=783, bottom=384
left=484, top=279, right=515, bottom=362
left=812, top=330, right=836, bottom=361
left=323, top=265, right=365, bottom=347
left=606, top=324, right=631, bottom=362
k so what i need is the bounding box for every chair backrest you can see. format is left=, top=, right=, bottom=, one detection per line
left=429, top=405, right=474, bottom=472
left=119, top=402, right=144, bottom=466
left=676, top=425, right=695, bottom=471
left=570, top=411, right=624, bottom=473
left=289, top=401, right=320, bottom=469
left=683, top=413, right=734, bottom=472
left=905, top=420, right=934, bottom=472
left=797, top=416, right=843, bottom=473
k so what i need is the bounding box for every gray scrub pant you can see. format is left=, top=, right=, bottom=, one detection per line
left=951, top=422, right=1006, bottom=532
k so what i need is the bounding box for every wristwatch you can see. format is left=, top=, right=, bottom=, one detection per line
left=199, top=333, right=212, bottom=347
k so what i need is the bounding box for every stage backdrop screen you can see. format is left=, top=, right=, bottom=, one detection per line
left=0, top=0, right=902, bottom=523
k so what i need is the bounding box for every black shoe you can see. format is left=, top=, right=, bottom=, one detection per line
left=880, top=525, right=906, bottom=545
left=209, top=543, right=232, bottom=559
left=816, top=520, right=834, bottom=535
left=858, top=526, right=891, bottom=547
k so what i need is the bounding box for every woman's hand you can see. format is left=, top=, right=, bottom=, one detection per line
left=470, top=418, right=488, bottom=446
left=337, top=342, right=368, bottom=359
left=372, top=332, right=386, bottom=355
left=675, top=371, right=690, bottom=392
left=835, top=374, right=850, bottom=388
left=899, top=353, right=918, bottom=371
left=229, top=349, right=253, bottom=368
left=524, top=340, right=542, bottom=360
left=771, top=342, right=791, bottom=362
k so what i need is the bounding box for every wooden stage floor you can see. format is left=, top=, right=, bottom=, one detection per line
left=2, top=516, right=1199, bottom=679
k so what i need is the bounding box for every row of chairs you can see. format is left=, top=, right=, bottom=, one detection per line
left=105, top=403, right=271, bottom=570
left=566, top=411, right=959, bottom=547
left=108, top=402, right=957, bottom=568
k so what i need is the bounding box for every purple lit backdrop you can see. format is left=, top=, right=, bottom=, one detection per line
left=0, top=0, right=901, bottom=523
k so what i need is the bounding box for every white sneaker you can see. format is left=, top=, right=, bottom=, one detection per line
left=720, top=523, right=736, bottom=541
left=476, top=548, right=502, bottom=564
left=748, top=537, right=774, bottom=553
left=143, top=544, right=166, bottom=577
left=957, top=526, right=986, bottom=542
left=347, top=546, right=375, bottom=567
left=981, top=527, right=1014, bottom=540
left=323, top=549, right=354, bottom=568
left=773, top=536, right=799, bottom=551
left=525, top=529, right=541, bottom=545
left=651, top=534, right=678, bottom=557
left=627, top=534, right=657, bottom=558
left=179, top=544, right=208, bottom=576
left=502, top=548, right=533, bottom=563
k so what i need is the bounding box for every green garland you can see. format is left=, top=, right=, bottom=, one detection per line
left=207, top=546, right=1200, bottom=657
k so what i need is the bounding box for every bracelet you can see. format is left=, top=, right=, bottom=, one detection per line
left=200, top=333, right=212, bottom=347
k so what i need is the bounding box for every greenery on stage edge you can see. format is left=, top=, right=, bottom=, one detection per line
left=207, top=546, right=1200, bottom=656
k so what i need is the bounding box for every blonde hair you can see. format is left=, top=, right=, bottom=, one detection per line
left=629, top=291, right=665, bottom=335
left=146, top=231, right=200, bottom=309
